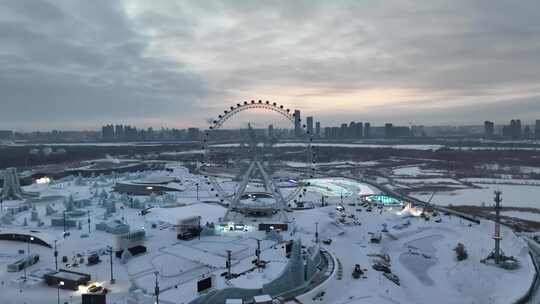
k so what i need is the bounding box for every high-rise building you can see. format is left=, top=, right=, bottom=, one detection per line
left=364, top=122, right=371, bottom=138
left=324, top=127, right=331, bottom=138
left=385, top=123, right=394, bottom=138
left=507, top=119, right=522, bottom=139
left=306, top=116, right=314, bottom=135
left=340, top=123, right=348, bottom=139
left=484, top=121, right=495, bottom=138
left=124, top=125, right=138, bottom=141
left=394, top=126, right=411, bottom=137
left=524, top=125, right=533, bottom=139
left=187, top=128, right=200, bottom=141
left=315, top=122, right=321, bottom=137
left=0, top=130, right=13, bottom=140
left=355, top=122, right=363, bottom=139
left=348, top=122, right=356, bottom=138
left=536, top=120, right=540, bottom=139
left=115, top=125, right=125, bottom=141
left=331, top=127, right=340, bottom=139
left=102, top=124, right=115, bottom=141
left=294, top=110, right=302, bottom=138
left=268, top=124, right=274, bottom=138
left=411, top=125, right=425, bottom=137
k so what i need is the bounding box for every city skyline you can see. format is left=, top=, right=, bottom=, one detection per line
left=2, top=1, right=540, bottom=130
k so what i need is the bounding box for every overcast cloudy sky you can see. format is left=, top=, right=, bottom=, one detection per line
left=1, top=0, right=540, bottom=131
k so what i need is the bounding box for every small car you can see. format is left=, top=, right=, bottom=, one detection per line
left=87, top=284, right=103, bottom=293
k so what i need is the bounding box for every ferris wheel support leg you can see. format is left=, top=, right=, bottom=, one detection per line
left=231, top=161, right=257, bottom=210
left=255, top=161, right=288, bottom=210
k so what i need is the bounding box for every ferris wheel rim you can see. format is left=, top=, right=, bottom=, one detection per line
left=200, top=99, right=317, bottom=205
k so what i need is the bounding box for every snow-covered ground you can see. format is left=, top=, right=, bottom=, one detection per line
left=392, top=166, right=445, bottom=177
left=0, top=163, right=536, bottom=304
left=285, top=160, right=379, bottom=168
left=495, top=211, right=540, bottom=222
left=212, top=143, right=445, bottom=150
left=411, top=184, right=540, bottom=208
left=294, top=206, right=534, bottom=304
left=394, top=178, right=461, bottom=185
left=461, top=178, right=540, bottom=186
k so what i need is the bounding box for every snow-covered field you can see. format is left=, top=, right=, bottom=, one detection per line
left=0, top=163, right=536, bottom=304
left=213, top=143, right=445, bottom=150
left=285, top=160, right=379, bottom=168
left=495, top=211, right=540, bottom=222
left=294, top=206, right=534, bottom=304
left=392, top=166, right=445, bottom=177
left=411, top=183, right=540, bottom=208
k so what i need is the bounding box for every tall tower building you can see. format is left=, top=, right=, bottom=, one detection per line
left=115, top=124, right=125, bottom=141
left=102, top=124, right=115, bottom=141
left=484, top=121, right=494, bottom=138
left=306, top=116, right=314, bottom=135
left=348, top=122, right=356, bottom=138
left=384, top=123, right=394, bottom=138
left=324, top=127, right=331, bottom=138
left=355, top=122, right=363, bottom=139
left=315, top=122, right=321, bottom=137
left=294, top=110, right=302, bottom=138
left=509, top=119, right=522, bottom=139
left=268, top=124, right=274, bottom=138
left=340, top=123, right=348, bottom=139
left=535, top=120, right=540, bottom=139
left=364, top=122, right=371, bottom=138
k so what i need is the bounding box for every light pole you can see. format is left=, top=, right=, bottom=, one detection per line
left=255, top=239, right=261, bottom=265
left=120, top=206, right=125, bottom=223
left=63, top=211, right=67, bottom=237
left=54, top=240, right=58, bottom=271
left=87, top=210, right=91, bottom=234
left=23, top=236, right=34, bottom=281
left=195, top=183, right=199, bottom=201
left=154, top=271, right=160, bottom=304
left=27, top=236, right=34, bottom=255
left=225, top=250, right=232, bottom=280
left=57, top=281, right=64, bottom=304
left=315, top=222, right=319, bottom=244
left=108, top=246, right=115, bottom=284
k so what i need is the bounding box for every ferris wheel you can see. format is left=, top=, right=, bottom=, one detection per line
left=199, top=100, right=317, bottom=214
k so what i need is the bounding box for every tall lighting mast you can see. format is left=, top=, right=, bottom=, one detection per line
left=493, top=191, right=502, bottom=264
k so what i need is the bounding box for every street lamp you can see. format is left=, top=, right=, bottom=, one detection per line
left=108, top=246, right=115, bottom=284
left=28, top=236, right=34, bottom=255
left=57, top=281, right=64, bottom=304
left=63, top=211, right=67, bottom=237
left=195, top=183, right=199, bottom=201
left=54, top=240, right=58, bottom=271
left=23, top=236, right=34, bottom=281
left=154, top=271, right=160, bottom=304
left=87, top=210, right=91, bottom=234
left=315, top=222, right=319, bottom=244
